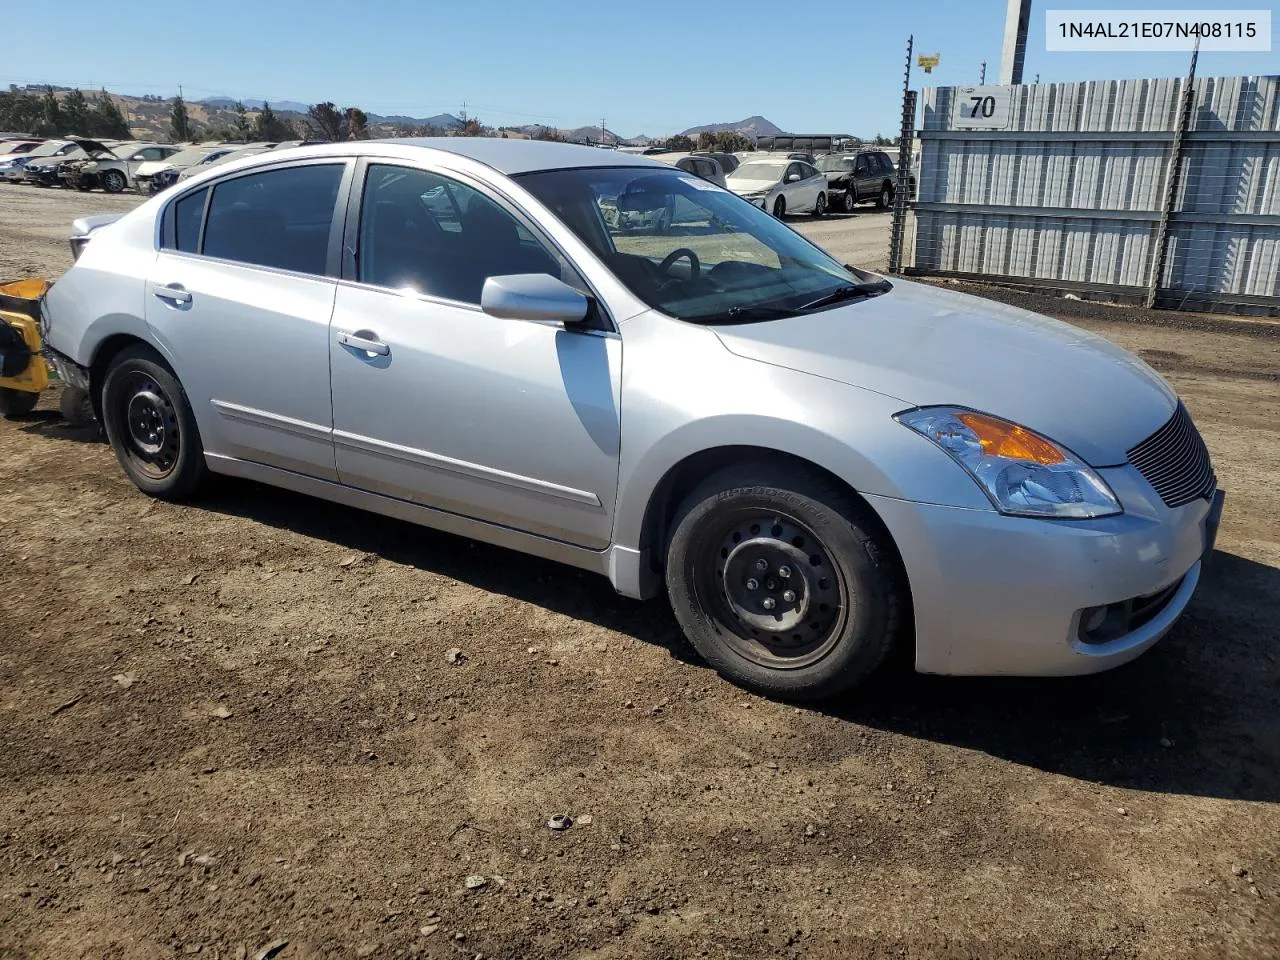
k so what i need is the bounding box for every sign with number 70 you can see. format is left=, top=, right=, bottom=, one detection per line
left=952, top=86, right=1013, bottom=129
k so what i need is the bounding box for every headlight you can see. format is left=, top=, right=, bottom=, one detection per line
left=896, top=407, right=1121, bottom=519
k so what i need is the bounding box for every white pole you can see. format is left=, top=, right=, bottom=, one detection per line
left=999, top=0, right=1031, bottom=85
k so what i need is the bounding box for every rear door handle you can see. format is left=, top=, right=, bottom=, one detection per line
left=153, top=284, right=192, bottom=306
left=337, top=332, right=390, bottom=356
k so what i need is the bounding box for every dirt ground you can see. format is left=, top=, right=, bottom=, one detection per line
left=1, top=182, right=1278, bottom=960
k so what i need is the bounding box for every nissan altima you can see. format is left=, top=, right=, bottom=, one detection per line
left=39, top=139, right=1224, bottom=700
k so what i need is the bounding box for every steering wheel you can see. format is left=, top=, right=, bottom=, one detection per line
left=658, top=247, right=701, bottom=282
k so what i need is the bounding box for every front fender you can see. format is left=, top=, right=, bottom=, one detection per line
left=610, top=312, right=991, bottom=555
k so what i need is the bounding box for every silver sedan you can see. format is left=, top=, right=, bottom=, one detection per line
left=40, top=139, right=1223, bottom=701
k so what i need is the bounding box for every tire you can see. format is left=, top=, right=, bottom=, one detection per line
left=58, top=385, right=97, bottom=427
left=100, top=345, right=208, bottom=499
left=665, top=464, right=904, bottom=702
left=876, top=182, right=893, bottom=210
left=772, top=196, right=786, bottom=219
left=842, top=189, right=857, bottom=213
left=0, top=387, right=40, bottom=419
left=811, top=192, right=827, bottom=218
left=102, top=169, right=126, bottom=194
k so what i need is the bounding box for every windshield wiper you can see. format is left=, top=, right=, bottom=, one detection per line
left=797, top=280, right=892, bottom=312
left=694, top=303, right=798, bottom=324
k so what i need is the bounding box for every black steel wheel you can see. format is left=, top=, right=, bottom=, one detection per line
left=773, top=196, right=786, bottom=219
left=842, top=189, right=857, bottom=213
left=101, top=346, right=207, bottom=499
left=666, top=464, right=904, bottom=701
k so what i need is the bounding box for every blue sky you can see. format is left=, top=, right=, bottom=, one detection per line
left=4, top=0, right=1277, bottom=136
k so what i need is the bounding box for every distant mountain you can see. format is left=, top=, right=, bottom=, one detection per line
left=680, top=115, right=785, bottom=138
left=366, top=112, right=462, bottom=131
left=198, top=97, right=311, bottom=113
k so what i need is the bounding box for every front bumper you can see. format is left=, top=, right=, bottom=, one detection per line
left=865, top=464, right=1222, bottom=677
left=24, top=167, right=59, bottom=185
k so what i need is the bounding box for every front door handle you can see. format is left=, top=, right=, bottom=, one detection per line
left=337, top=331, right=390, bottom=356
left=153, top=284, right=192, bottom=306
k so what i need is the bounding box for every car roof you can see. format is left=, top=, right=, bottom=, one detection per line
left=270, top=138, right=665, bottom=175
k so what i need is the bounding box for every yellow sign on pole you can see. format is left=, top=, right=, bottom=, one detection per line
left=917, top=53, right=941, bottom=74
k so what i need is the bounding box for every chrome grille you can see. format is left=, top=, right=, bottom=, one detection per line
left=1127, top=402, right=1216, bottom=508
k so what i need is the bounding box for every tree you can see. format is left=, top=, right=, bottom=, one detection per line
left=308, top=102, right=370, bottom=141
left=170, top=93, right=191, bottom=142
left=61, top=89, right=91, bottom=135
left=458, top=115, right=485, bottom=137
left=307, top=102, right=344, bottom=141
left=91, top=90, right=131, bottom=139
left=663, top=134, right=694, bottom=151
left=234, top=100, right=251, bottom=141
left=343, top=106, right=368, bottom=140
left=253, top=102, right=297, bottom=141
left=37, top=86, right=61, bottom=137
left=712, top=130, right=752, bottom=154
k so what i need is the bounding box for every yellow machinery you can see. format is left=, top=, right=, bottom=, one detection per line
left=0, top=278, right=50, bottom=419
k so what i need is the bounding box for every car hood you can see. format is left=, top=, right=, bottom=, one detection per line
left=726, top=177, right=778, bottom=193
left=711, top=277, right=1175, bottom=466
left=135, top=160, right=177, bottom=176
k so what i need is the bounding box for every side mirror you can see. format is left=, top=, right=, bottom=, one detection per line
left=785, top=173, right=801, bottom=183
left=480, top=274, right=590, bottom=326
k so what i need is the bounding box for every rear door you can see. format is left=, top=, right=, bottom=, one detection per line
left=144, top=159, right=351, bottom=479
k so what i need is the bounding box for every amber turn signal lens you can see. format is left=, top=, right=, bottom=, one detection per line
left=956, top=412, right=1066, bottom=465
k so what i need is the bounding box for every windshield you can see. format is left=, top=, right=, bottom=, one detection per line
left=817, top=156, right=855, bottom=172
left=23, top=141, right=69, bottom=158
left=516, top=166, right=864, bottom=324
left=728, top=161, right=785, bottom=182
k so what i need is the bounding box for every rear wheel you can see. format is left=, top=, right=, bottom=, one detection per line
left=665, top=464, right=903, bottom=701
left=812, top=192, right=827, bottom=217
left=0, top=388, right=39, bottom=419
left=772, top=196, right=786, bottom=219
left=101, top=346, right=208, bottom=499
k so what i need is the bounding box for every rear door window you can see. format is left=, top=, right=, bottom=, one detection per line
left=201, top=163, right=343, bottom=275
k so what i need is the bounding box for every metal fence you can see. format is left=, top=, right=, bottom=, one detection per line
left=896, top=74, right=1280, bottom=316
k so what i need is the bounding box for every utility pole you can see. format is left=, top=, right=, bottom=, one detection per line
left=1000, top=0, right=1031, bottom=84
left=599, top=116, right=607, bottom=147
left=460, top=101, right=468, bottom=124
left=980, top=61, right=986, bottom=84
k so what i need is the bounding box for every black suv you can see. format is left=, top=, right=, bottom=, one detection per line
left=816, top=149, right=912, bottom=213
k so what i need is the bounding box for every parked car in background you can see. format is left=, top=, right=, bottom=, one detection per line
left=653, top=152, right=727, bottom=188
left=134, top=144, right=230, bottom=194
left=42, top=139, right=1222, bottom=702
left=64, top=142, right=179, bottom=193
left=816, top=149, right=912, bottom=212
left=726, top=156, right=827, bottom=218
left=0, top=139, right=42, bottom=156
left=175, top=143, right=276, bottom=182
left=21, top=139, right=100, bottom=186
left=693, top=150, right=739, bottom=175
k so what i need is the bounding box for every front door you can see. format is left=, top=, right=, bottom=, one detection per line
left=144, top=160, right=349, bottom=479
left=328, top=161, right=621, bottom=549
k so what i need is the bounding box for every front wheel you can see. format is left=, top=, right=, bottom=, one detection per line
left=0, top=388, right=40, bottom=419
left=876, top=182, right=894, bottom=210
left=665, top=465, right=904, bottom=701
left=842, top=189, right=857, bottom=213
left=772, top=196, right=786, bottom=219
left=101, top=170, right=127, bottom=194
left=101, top=346, right=208, bottom=499
left=811, top=192, right=827, bottom=217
